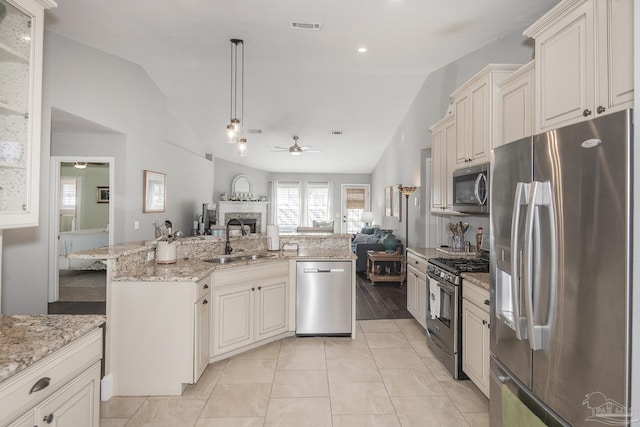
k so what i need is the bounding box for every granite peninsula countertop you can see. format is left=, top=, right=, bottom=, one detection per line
left=0, top=314, right=105, bottom=383
left=113, top=249, right=356, bottom=282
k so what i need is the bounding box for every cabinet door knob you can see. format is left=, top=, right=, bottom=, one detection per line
left=203, top=299, right=208, bottom=305
left=482, top=320, right=487, bottom=325
left=29, top=377, right=50, bottom=394
left=484, top=299, right=490, bottom=306
left=597, top=105, right=606, bottom=114
left=43, top=413, right=54, bottom=424
left=251, top=287, right=255, bottom=291
left=203, top=284, right=209, bottom=289
left=583, top=109, right=592, bottom=117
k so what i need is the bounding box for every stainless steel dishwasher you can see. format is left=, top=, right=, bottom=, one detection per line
left=296, top=261, right=352, bottom=336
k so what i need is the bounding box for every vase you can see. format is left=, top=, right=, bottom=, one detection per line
left=382, top=231, right=398, bottom=253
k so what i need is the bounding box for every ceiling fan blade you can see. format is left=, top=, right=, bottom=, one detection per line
left=305, top=150, right=323, bottom=153
left=299, top=146, right=313, bottom=150
left=270, top=149, right=289, bottom=152
left=273, top=146, right=289, bottom=150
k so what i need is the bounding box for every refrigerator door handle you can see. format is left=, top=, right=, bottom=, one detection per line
left=474, top=173, right=488, bottom=205
left=509, top=182, right=529, bottom=340
left=523, top=181, right=557, bottom=351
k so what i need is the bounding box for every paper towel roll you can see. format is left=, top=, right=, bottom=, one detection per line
left=267, top=225, right=280, bottom=251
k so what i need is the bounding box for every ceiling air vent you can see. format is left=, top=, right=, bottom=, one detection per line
left=248, top=129, right=262, bottom=134
left=291, top=22, right=322, bottom=31
left=331, top=130, right=343, bottom=135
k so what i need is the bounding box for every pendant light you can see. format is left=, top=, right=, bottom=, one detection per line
left=226, top=39, right=244, bottom=145
left=237, top=138, right=248, bottom=157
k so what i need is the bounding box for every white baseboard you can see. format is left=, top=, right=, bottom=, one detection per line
left=101, top=374, right=113, bottom=401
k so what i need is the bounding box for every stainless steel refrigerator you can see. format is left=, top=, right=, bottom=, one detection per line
left=489, top=109, right=632, bottom=427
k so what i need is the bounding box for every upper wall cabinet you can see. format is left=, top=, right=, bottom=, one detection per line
left=0, top=0, right=55, bottom=229
left=496, top=61, right=535, bottom=147
left=524, top=0, right=633, bottom=132
left=429, top=113, right=456, bottom=213
left=451, top=64, right=521, bottom=167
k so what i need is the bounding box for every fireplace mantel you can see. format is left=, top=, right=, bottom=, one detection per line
left=216, top=201, right=269, bottom=233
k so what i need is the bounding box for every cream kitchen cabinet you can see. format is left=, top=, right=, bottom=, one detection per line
left=451, top=64, right=520, bottom=167
left=462, top=281, right=490, bottom=398
left=524, top=0, right=633, bottom=132
left=406, top=251, right=428, bottom=329
left=496, top=61, right=534, bottom=147
left=0, top=0, right=55, bottom=228
left=110, top=275, right=212, bottom=396
left=212, top=261, right=289, bottom=357
left=1, top=328, right=102, bottom=427
left=429, top=114, right=456, bottom=213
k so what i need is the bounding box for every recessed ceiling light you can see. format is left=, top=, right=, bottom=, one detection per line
left=358, top=47, right=367, bottom=53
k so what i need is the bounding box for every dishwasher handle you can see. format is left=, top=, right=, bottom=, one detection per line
left=303, top=268, right=345, bottom=273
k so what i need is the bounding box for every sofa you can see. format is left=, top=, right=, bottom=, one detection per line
left=351, top=228, right=403, bottom=273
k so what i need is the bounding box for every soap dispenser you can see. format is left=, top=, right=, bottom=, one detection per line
left=476, top=227, right=483, bottom=256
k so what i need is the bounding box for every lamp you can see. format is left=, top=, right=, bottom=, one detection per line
left=361, top=212, right=374, bottom=227
left=74, top=162, right=87, bottom=169
left=237, top=137, right=247, bottom=157
left=398, top=184, right=417, bottom=279
left=226, top=39, right=245, bottom=147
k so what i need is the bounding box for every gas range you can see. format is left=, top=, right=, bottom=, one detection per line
left=427, top=257, right=489, bottom=286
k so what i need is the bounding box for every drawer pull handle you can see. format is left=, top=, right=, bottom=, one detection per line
left=484, top=299, right=490, bottom=306
left=43, top=413, right=54, bottom=423
left=30, top=377, right=50, bottom=394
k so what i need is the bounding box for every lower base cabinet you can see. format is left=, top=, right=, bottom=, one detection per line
left=462, top=282, right=490, bottom=397
left=111, top=275, right=211, bottom=396
left=212, top=261, right=289, bottom=357
left=407, top=252, right=429, bottom=329
left=1, top=328, right=103, bottom=427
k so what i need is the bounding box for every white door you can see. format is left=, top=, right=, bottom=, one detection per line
left=341, top=184, right=370, bottom=233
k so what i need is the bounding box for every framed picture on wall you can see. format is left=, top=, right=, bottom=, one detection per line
left=97, top=186, right=109, bottom=203
left=143, top=170, right=166, bottom=213
left=384, top=186, right=392, bottom=216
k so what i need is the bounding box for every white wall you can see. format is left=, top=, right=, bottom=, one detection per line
left=1, top=32, right=214, bottom=313
left=371, top=30, right=535, bottom=249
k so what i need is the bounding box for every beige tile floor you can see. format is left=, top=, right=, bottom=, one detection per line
left=100, top=319, right=489, bottom=427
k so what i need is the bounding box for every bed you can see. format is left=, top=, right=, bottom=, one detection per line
left=58, top=228, right=109, bottom=270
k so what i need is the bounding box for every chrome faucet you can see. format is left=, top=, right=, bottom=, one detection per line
left=225, top=218, right=246, bottom=254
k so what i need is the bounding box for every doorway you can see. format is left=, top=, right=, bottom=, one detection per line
left=341, top=184, right=370, bottom=233
left=48, top=157, right=114, bottom=305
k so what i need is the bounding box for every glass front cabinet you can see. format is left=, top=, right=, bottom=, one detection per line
left=0, top=0, right=55, bottom=229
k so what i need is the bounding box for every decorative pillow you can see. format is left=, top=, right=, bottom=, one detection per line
left=353, top=233, right=370, bottom=243
left=313, top=220, right=334, bottom=228
left=373, top=229, right=386, bottom=239
left=366, top=236, right=381, bottom=244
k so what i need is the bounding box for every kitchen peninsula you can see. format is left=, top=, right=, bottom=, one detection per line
left=67, top=232, right=355, bottom=397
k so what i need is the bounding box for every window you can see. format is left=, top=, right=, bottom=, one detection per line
left=60, top=177, right=79, bottom=231
left=274, top=181, right=332, bottom=232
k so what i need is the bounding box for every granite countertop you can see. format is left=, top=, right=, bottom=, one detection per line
left=0, top=314, right=105, bottom=383
left=66, top=240, right=153, bottom=260
left=113, top=249, right=355, bottom=282
left=461, top=272, right=490, bottom=291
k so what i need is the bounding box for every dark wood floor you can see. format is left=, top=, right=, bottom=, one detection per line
left=48, top=274, right=409, bottom=320
left=356, top=273, right=412, bottom=320
left=48, top=301, right=106, bottom=315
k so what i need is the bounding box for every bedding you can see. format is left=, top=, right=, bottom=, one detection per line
left=58, top=228, right=109, bottom=270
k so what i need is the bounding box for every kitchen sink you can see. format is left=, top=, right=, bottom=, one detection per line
left=203, top=253, right=273, bottom=264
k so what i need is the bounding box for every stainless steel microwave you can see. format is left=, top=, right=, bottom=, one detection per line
left=452, top=163, right=489, bottom=214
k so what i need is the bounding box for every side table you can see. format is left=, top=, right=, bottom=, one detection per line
left=366, top=250, right=405, bottom=285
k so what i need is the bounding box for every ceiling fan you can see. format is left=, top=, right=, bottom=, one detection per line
left=272, top=136, right=323, bottom=156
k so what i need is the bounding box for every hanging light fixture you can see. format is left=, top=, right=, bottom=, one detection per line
left=226, top=39, right=244, bottom=145
left=237, top=137, right=248, bottom=157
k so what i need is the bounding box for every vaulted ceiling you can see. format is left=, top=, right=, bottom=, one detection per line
left=45, top=0, right=558, bottom=173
